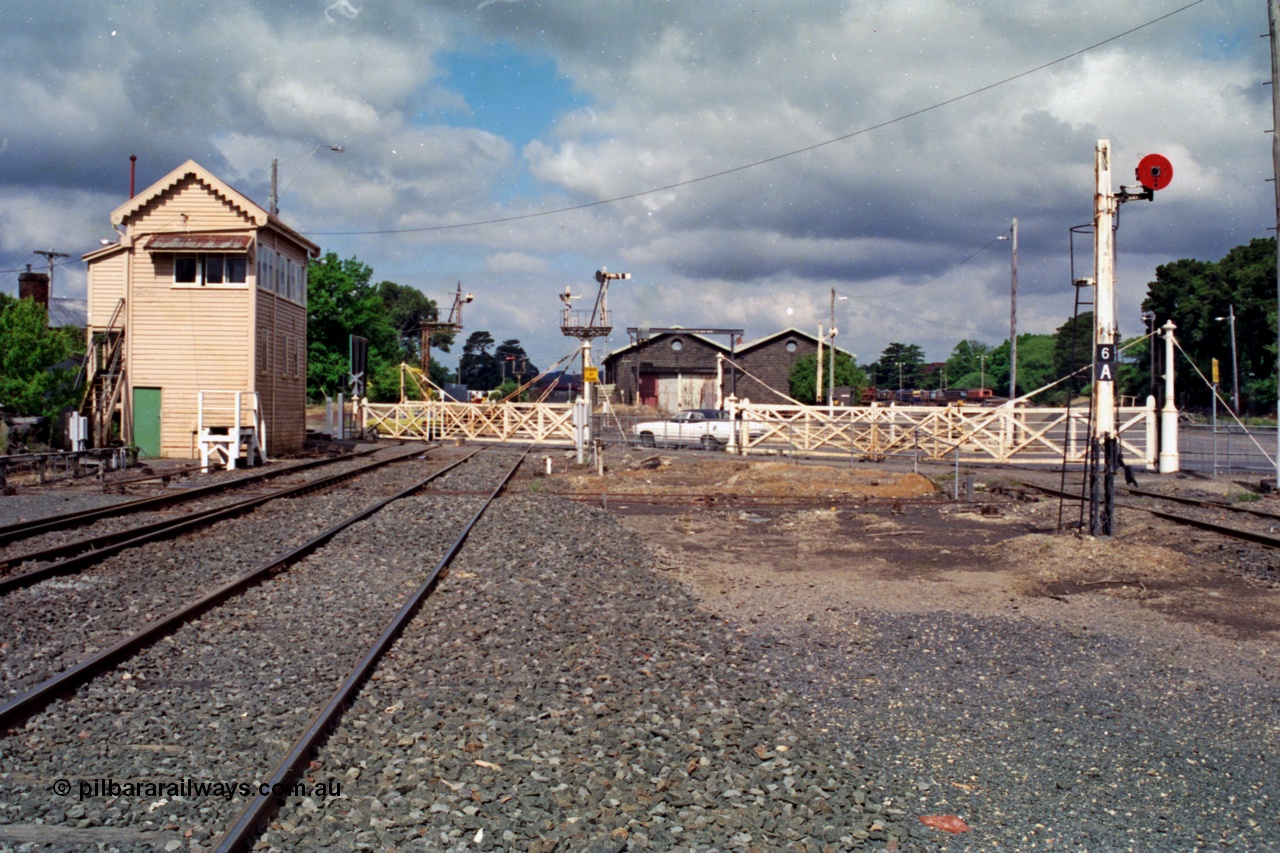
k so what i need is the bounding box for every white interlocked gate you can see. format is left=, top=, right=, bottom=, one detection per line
left=362, top=397, right=1154, bottom=467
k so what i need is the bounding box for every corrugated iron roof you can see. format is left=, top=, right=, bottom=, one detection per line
left=144, top=234, right=252, bottom=251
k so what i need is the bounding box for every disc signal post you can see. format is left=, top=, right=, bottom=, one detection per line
left=1090, top=141, right=1172, bottom=536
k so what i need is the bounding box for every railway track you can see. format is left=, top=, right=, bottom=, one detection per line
left=0, top=446, right=390, bottom=549
left=0, top=444, right=429, bottom=593
left=0, top=444, right=530, bottom=851
left=1029, top=479, right=1280, bottom=550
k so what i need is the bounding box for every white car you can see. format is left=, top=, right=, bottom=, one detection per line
left=633, top=409, right=764, bottom=449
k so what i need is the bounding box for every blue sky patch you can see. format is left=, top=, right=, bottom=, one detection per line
left=438, top=44, right=588, bottom=150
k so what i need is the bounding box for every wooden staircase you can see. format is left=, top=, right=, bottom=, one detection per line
left=79, top=298, right=127, bottom=449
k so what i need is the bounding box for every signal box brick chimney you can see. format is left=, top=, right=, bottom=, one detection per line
left=18, top=266, right=50, bottom=309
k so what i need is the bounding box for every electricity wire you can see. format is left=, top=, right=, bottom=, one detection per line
left=307, top=0, right=1205, bottom=237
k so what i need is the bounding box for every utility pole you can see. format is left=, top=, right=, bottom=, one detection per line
left=1007, top=218, right=1018, bottom=399
left=1270, top=0, right=1280, bottom=488
left=32, top=249, right=70, bottom=298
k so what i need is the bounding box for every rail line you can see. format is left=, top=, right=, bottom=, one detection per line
left=215, top=444, right=531, bottom=853
left=1028, top=482, right=1280, bottom=550
left=0, top=443, right=531, bottom=853
left=0, top=446, right=428, bottom=594
left=0, top=445, right=515, bottom=731
left=0, top=447, right=388, bottom=548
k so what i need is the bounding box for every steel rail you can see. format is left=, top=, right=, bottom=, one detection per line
left=1122, top=487, right=1280, bottom=522
left=0, top=447, right=485, bottom=732
left=213, top=445, right=533, bottom=853
left=0, top=448, right=387, bottom=547
left=1028, top=483, right=1280, bottom=550
left=0, top=447, right=428, bottom=595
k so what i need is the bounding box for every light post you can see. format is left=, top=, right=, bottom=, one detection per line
left=270, top=143, right=345, bottom=215
left=829, top=288, right=848, bottom=411
left=897, top=362, right=904, bottom=401
left=997, top=218, right=1018, bottom=399
left=979, top=353, right=986, bottom=391
left=1214, top=305, right=1239, bottom=415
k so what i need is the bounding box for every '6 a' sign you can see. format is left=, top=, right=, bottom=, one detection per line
left=1094, top=343, right=1117, bottom=382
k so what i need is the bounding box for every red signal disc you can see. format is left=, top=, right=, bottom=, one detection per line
left=1136, top=154, right=1173, bottom=191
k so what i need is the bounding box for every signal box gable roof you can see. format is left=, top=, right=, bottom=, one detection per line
left=110, top=159, right=320, bottom=258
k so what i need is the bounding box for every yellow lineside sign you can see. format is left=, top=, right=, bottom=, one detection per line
left=583, top=366, right=599, bottom=383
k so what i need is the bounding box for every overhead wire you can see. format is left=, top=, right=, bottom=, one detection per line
left=305, top=0, right=1205, bottom=238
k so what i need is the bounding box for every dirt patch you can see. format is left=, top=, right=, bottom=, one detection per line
left=555, top=455, right=937, bottom=500
left=540, top=451, right=1280, bottom=679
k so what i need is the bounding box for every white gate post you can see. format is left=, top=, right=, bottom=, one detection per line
left=1159, top=321, right=1180, bottom=473
left=573, top=397, right=588, bottom=464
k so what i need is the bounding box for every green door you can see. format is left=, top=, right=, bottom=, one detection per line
left=133, top=387, right=162, bottom=459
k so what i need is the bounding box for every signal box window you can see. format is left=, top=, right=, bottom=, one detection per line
left=174, top=254, right=248, bottom=286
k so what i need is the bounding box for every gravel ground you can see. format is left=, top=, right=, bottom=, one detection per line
left=0, top=446, right=414, bottom=571
left=260, top=491, right=916, bottom=853
left=761, top=609, right=1279, bottom=851
left=3, top=448, right=1278, bottom=851
left=0, top=445, right=434, bottom=702
left=0, top=448, right=514, bottom=850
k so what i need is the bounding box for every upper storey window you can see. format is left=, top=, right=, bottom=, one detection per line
left=174, top=253, right=248, bottom=285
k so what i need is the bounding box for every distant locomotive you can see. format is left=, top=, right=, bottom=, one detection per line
left=862, top=387, right=998, bottom=406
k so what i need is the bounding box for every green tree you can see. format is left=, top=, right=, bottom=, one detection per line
left=986, top=333, right=1058, bottom=400
left=377, top=281, right=442, bottom=363
left=494, top=339, right=538, bottom=386
left=458, top=330, right=499, bottom=389
left=871, top=342, right=926, bottom=390
left=0, top=294, right=84, bottom=435
left=307, top=253, right=400, bottom=401
left=944, top=339, right=995, bottom=391
left=1144, top=238, right=1276, bottom=413
left=788, top=352, right=868, bottom=405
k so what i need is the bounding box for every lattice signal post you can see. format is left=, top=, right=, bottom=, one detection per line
left=1090, top=141, right=1172, bottom=536
left=421, top=282, right=474, bottom=375
left=562, top=268, right=630, bottom=462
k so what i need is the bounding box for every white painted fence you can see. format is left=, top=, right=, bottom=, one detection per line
left=362, top=397, right=1156, bottom=467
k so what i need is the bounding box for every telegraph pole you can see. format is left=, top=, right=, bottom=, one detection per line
left=32, top=249, right=70, bottom=298
left=1270, top=0, right=1280, bottom=488
left=1009, top=218, right=1018, bottom=399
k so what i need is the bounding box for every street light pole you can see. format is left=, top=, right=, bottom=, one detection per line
left=270, top=143, right=345, bottom=215
left=829, top=289, right=847, bottom=411
left=1215, top=305, right=1239, bottom=415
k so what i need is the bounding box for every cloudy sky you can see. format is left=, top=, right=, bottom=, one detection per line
left=0, top=0, right=1270, bottom=375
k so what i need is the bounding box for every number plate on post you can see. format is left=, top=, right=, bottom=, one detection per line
left=1094, top=343, right=1116, bottom=382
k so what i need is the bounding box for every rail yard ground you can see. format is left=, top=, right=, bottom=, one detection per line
left=548, top=449, right=1280, bottom=850
left=0, top=442, right=1277, bottom=851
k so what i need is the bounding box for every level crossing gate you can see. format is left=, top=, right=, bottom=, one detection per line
left=362, top=397, right=1155, bottom=467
